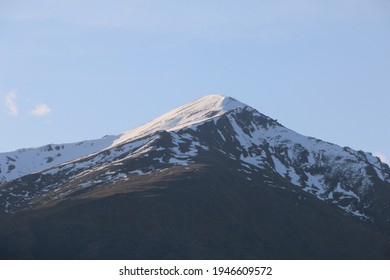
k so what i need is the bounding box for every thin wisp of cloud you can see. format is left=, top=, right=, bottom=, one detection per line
left=31, top=104, right=51, bottom=117
left=4, top=91, right=18, bottom=116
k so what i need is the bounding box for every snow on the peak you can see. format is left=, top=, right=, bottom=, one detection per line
left=110, top=94, right=246, bottom=148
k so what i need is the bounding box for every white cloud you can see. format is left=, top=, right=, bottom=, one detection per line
left=374, top=152, right=388, bottom=164
left=4, top=91, right=18, bottom=116
left=31, top=104, right=51, bottom=116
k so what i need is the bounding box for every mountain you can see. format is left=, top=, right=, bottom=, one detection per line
left=1, top=94, right=390, bottom=259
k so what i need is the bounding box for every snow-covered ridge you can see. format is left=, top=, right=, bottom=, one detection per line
left=0, top=135, right=119, bottom=183
left=110, top=94, right=246, bottom=148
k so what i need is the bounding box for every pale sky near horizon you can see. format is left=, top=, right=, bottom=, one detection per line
left=0, top=0, right=389, bottom=163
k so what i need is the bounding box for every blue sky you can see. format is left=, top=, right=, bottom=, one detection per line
left=1, top=0, right=389, bottom=163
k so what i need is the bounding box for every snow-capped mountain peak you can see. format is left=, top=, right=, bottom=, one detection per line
left=110, top=94, right=246, bottom=148
left=1, top=94, right=390, bottom=224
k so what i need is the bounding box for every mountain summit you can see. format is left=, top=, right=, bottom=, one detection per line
left=110, top=94, right=246, bottom=147
left=1, top=95, right=390, bottom=259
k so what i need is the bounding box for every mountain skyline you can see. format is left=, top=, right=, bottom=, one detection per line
left=2, top=92, right=389, bottom=165
left=1, top=93, right=389, bottom=165
left=2, top=94, right=388, bottom=185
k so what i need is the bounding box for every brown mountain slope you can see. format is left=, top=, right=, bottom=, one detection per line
left=0, top=162, right=389, bottom=259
